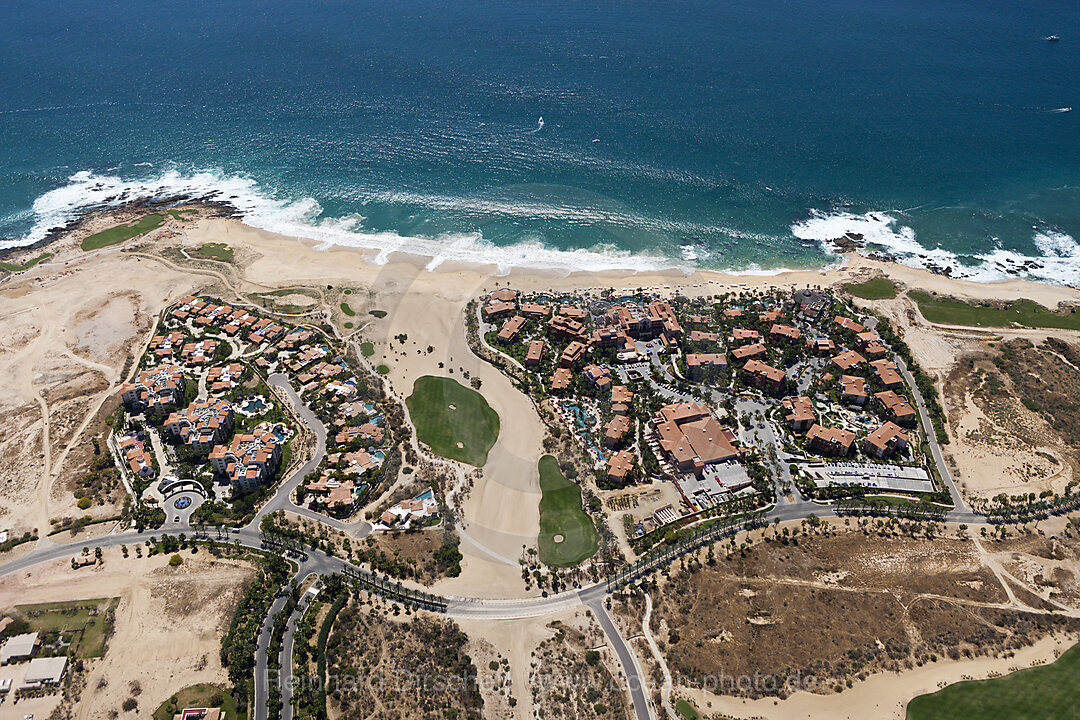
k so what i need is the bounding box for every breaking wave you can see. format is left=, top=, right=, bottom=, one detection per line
left=6, top=168, right=1079, bottom=285
left=792, top=209, right=1080, bottom=286
left=0, top=168, right=685, bottom=275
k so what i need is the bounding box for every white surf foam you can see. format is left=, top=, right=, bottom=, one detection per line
left=11, top=168, right=1077, bottom=285
left=792, top=209, right=1080, bottom=286
left=972, top=231, right=1080, bottom=286
left=1, top=168, right=684, bottom=275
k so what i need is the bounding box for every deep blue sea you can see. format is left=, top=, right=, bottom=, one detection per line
left=1, top=0, right=1078, bottom=281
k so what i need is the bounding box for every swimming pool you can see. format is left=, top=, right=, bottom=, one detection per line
left=238, top=396, right=268, bottom=415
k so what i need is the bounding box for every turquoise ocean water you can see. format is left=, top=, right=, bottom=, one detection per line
left=0, top=0, right=1077, bottom=282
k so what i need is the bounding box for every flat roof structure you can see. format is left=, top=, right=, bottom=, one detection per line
left=0, top=633, right=37, bottom=664
left=806, top=462, right=934, bottom=494
left=22, top=656, right=66, bottom=685
left=676, top=463, right=753, bottom=509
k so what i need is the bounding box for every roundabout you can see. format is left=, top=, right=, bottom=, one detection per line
left=165, top=490, right=205, bottom=524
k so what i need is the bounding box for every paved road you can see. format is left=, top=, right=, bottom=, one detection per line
left=0, top=481, right=989, bottom=720
left=588, top=599, right=654, bottom=720
left=895, top=357, right=971, bottom=514
left=258, top=373, right=373, bottom=539
left=254, top=590, right=291, bottom=720
left=0, top=366, right=985, bottom=720
left=279, top=579, right=319, bottom=720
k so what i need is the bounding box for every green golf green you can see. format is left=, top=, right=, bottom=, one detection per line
left=844, top=277, right=897, bottom=299
left=194, top=242, right=233, bottom=262
left=906, top=642, right=1080, bottom=720
left=406, top=375, right=500, bottom=466
left=675, top=699, right=700, bottom=720
left=909, top=291, right=1080, bottom=330
left=537, top=455, right=598, bottom=566
left=81, top=213, right=166, bottom=251
left=0, top=252, right=52, bottom=272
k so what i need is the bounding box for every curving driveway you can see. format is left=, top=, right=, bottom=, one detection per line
left=256, top=373, right=372, bottom=538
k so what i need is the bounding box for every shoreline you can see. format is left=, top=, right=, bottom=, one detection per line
left=0, top=196, right=239, bottom=261
left=204, top=213, right=1080, bottom=311
left=8, top=201, right=1078, bottom=313
left=2, top=186, right=1078, bottom=294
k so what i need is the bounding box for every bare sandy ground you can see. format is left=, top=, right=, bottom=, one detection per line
left=0, top=547, right=254, bottom=720
left=0, top=233, right=200, bottom=537
left=455, top=614, right=559, bottom=720
left=678, top=633, right=1076, bottom=720
left=456, top=606, right=633, bottom=720
left=947, top=388, right=1073, bottom=499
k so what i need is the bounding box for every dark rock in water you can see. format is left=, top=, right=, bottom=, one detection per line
left=828, top=233, right=865, bottom=253
left=924, top=263, right=953, bottom=277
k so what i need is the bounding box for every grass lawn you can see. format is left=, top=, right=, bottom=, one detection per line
left=675, top=699, right=700, bottom=720
left=81, top=213, right=165, bottom=251
left=360, top=341, right=375, bottom=357
left=152, top=683, right=239, bottom=720
left=909, top=291, right=1080, bottom=330
left=13, top=597, right=120, bottom=658
left=0, top=252, right=52, bottom=272
left=340, top=301, right=356, bottom=316
left=844, top=277, right=897, bottom=299
left=167, top=208, right=197, bottom=221
left=369, top=309, right=387, bottom=318
left=194, top=242, right=233, bottom=262
left=376, top=364, right=390, bottom=374
left=537, top=455, right=599, bottom=566
left=906, top=642, right=1080, bottom=720
left=406, top=375, right=500, bottom=466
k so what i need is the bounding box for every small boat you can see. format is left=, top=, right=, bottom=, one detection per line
left=592, top=138, right=600, bottom=143
left=1046, top=35, right=1060, bottom=41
